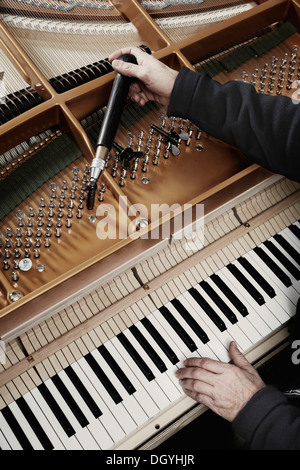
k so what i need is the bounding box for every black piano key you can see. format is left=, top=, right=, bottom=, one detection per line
left=263, top=240, right=300, bottom=280
left=210, top=274, right=249, bottom=317
left=188, top=288, right=226, bottom=332
left=84, top=353, right=123, bottom=404
left=237, top=256, right=276, bottom=298
left=129, top=325, right=167, bottom=373
left=253, top=246, right=292, bottom=287
left=51, top=375, right=89, bottom=428
left=140, top=317, right=179, bottom=365
left=289, top=224, right=300, bottom=240
left=117, top=332, right=155, bottom=381
left=171, top=298, right=210, bottom=342
left=159, top=305, right=198, bottom=351
left=64, top=366, right=102, bottom=419
left=98, top=344, right=136, bottom=394
left=38, top=383, right=76, bottom=438
left=16, top=397, right=54, bottom=450
left=226, top=263, right=265, bottom=305
left=199, top=280, right=238, bottom=324
left=1, top=406, right=34, bottom=450
left=274, top=233, right=300, bottom=266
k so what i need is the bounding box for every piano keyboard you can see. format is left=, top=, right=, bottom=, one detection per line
left=0, top=196, right=299, bottom=449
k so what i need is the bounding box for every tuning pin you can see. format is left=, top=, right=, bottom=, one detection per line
left=44, top=237, right=51, bottom=247
left=3, top=260, right=10, bottom=270
left=25, top=238, right=31, bottom=248
left=16, top=238, right=22, bottom=248
left=35, top=238, right=41, bottom=248
left=11, top=271, right=19, bottom=282
left=66, top=218, right=72, bottom=228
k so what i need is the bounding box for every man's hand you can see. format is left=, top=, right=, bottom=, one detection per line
left=175, top=341, right=265, bottom=421
left=109, top=46, right=178, bottom=107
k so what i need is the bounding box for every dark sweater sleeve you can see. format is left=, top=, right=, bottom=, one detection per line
left=232, top=385, right=300, bottom=449
left=167, top=68, right=300, bottom=182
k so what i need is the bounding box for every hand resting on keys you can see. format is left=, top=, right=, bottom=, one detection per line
left=175, top=341, right=265, bottom=422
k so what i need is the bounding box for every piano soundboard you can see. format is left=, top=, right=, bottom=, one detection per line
left=0, top=0, right=300, bottom=451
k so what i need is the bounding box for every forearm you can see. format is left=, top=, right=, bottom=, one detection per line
left=233, top=385, right=300, bottom=449
left=168, top=68, right=300, bottom=182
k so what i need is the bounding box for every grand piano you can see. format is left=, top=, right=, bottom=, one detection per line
left=0, top=0, right=299, bottom=450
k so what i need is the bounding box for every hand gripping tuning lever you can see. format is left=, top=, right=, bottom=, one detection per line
left=87, top=53, right=138, bottom=210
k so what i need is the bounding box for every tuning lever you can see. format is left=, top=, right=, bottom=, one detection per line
left=87, top=53, right=137, bottom=210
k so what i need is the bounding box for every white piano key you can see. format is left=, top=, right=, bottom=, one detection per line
left=43, top=378, right=96, bottom=450
left=231, top=259, right=283, bottom=328
left=57, top=370, right=102, bottom=449
left=90, top=348, right=139, bottom=434
left=277, top=229, right=300, bottom=261
left=31, top=387, right=82, bottom=450
left=165, top=300, right=221, bottom=359
left=271, top=236, right=300, bottom=268
left=124, top=327, right=179, bottom=405
left=9, top=401, right=44, bottom=450
left=293, top=221, right=300, bottom=230
left=281, top=227, right=300, bottom=254
left=191, top=282, right=252, bottom=352
left=148, top=311, right=189, bottom=366
left=22, top=391, right=65, bottom=450
left=133, top=321, right=182, bottom=397
left=247, top=250, right=299, bottom=309
left=105, top=337, right=158, bottom=425
left=0, top=411, right=22, bottom=450
left=111, top=334, right=166, bottom=413
left=44, top=379, right=83, bottom=434
left=178, top=292, right=230, bottom=362
left=151, top=308, right=199, bottom=365
left=72, top=361, right=125, bottom=444
left=77, top=357, right=132, bottom=442
left=217, top=268, right=271, bottom=337
left=0, top=427, right=11, bottom=450
left=85, top=418, right=114, bottom=450
left=258, top=242, right=300, bottom=294
left=242, top=251, right=294, bottom=321
left=204, top=276, right=263, bottom=345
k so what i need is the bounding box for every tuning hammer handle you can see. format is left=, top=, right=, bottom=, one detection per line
left=96, top=53, right=137, bottom=151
